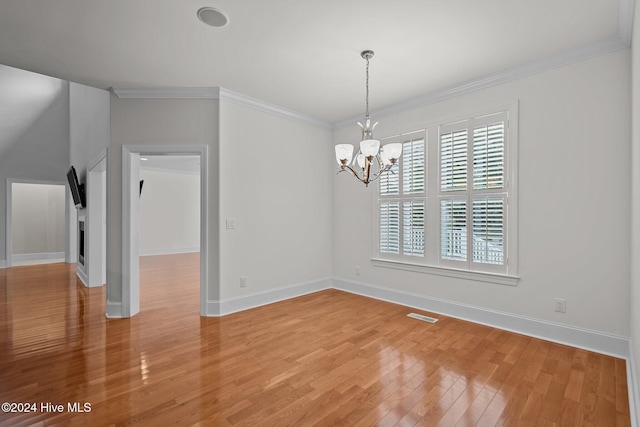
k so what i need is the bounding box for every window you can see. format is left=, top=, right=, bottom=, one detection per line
left=376, top=105, right=517, bottom=282
left=378, top=132, right=426, bottom=258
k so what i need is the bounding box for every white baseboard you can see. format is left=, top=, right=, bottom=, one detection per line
left=0, top=259, right=5, bottom=269
left=333, top=278, right=629, bottom=359
left=629, top=342, right=640, bottom=427
left=140, top=247, right=200, bottom=256
left=205, top=277, right=332, bottom=317
left=105, top=300, right=123, bottom=318
left=12, top=251, right=65, bottom=261
left=76, top=267, right=88, bottom=288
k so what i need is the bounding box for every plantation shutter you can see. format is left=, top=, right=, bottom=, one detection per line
left=380, top=201, right=400, bottom=254
left=379, top=163, right=400, bottom=195
left=379, top=132, right=426, bottom=258
left=402, top=139, right=425, bottom=194
left=440, top=199, right=467, bottom=261
left=472, top=197, right=504, bottom=264
left=440, top=127, right=468, bottom=192
left=403, top=200, right=425, bottom=256
left=473, top=121, right=504, bottom=190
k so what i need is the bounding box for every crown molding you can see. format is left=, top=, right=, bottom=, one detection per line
left=217, top=88, right=332, bottom=130
left=333, top=34, right=630, bottom=130
left=110, top=86, right=331, bottom=130
left=111, top=87, right=221, bottom=99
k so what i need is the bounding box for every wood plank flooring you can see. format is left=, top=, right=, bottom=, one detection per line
left=0, top=253, right=631, bottom=426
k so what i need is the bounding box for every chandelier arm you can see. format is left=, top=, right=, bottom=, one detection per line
left=370, top=164, right=397, bottom=183
left=337, top=166, right=366, bottom=183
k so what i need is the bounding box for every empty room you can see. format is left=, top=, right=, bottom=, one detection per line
left=1, top=1, right=639, bottom=426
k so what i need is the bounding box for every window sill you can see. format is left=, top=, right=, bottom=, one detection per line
left=371, top=258, right=519, bottom=286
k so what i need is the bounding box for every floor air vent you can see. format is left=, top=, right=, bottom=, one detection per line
left=407, top=313, right=439, bottom=323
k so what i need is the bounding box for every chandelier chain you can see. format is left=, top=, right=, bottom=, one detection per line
left=365, top=56, right=370, bottom=118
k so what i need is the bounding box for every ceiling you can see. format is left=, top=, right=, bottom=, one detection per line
left=0, top=1, right=632, bottom=124
left=140, top=155, right=200, bottom=174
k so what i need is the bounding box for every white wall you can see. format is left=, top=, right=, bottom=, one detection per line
left=69, top=83, right=110, bottom=184
left=333, top=50, right=631, bottom=338
left=11, top=183, right=65, bottom=256
left=629, top=0, right=640, bottom=423
left=139, top=168, right=200, bottom=255
left=69, top=82, right=110, bottom=272
left=0, top=65, right=69, bottom=265
left=109, top=97, right=219, bottom=312
left=219, top=100, right=333, bottom=301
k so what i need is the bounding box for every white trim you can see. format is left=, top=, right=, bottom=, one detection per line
left=121, top=148, right=140, bottom=317
left=334, top=36, right=629, bottom=130
left=105, top=300, right=123, bottom=318
left=0, top=260, right=5, bottom=269
left=332, top=278, right=629, bottom=358
left=217, top=88, right=332, bottom=130
left=140, top=247, right=200, bottom=256
left=629, top=342, right=640, bottom=427
left=110, top=86, right=332, bottom=131
left=12, top=252, right=65, bottom=261
left=111, top=87, right=221, bottom=99
left=204, top=277, right=332, bottom=317
left=371, top=258, right=519, bottom=286
left=86, top=150, right=108, bottom=288
left=4, top=179, right=9, bottom=269
left=76, top=266, right=88, bottom=288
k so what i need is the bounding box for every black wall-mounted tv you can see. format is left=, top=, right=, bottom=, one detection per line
left=67, top=166, right=86, bottom=209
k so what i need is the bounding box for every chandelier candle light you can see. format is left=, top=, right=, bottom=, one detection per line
left=335, top=50, right=402, bottom=187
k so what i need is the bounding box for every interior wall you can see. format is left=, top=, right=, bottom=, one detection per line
left=0, top=65, right=69, bottom=266
left=332, top=49, right=631, bottom=338
left=218, top=100, right=333, bottom=301
left=629, top=0, right=640, bottom=422
left=139, top=167, right=200, bottom=255
left=109, top=96, right=219, bottom=311
left=68, top=82, right=110, bottom=271
left=11, top=183, right=65, bottom=256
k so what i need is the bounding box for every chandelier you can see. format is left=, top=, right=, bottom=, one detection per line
left=335, top=50, right=402, bottom=187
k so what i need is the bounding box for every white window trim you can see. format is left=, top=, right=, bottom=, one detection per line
left=371, top=257, right=519, bottom=286
left=373, top=101, right=519, bottom=286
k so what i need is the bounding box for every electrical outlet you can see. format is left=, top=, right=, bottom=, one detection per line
left=554, top=298, right=566, bottom=313
left=240, top=276, right=247, bottom=288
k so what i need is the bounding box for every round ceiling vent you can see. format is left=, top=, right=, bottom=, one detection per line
left=197, top=7, right=229, bottom=27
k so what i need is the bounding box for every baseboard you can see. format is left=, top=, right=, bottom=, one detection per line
left=333, top=277, right=629, bottom=359
left=629, top=342, right=640, bottom=427
left=140, top=248, right=200, bottom=256
left=76, top=267, right=88, bottom=288
left=205, top=277, right=332, bottom=316
left=12, top=251, right=65, bottom=261
left=105, top=300, right=123, bottom=318
left=0, top=259, right=5, bottom=269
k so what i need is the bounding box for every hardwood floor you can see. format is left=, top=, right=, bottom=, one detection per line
left=0, top=254, right=631, bottom=426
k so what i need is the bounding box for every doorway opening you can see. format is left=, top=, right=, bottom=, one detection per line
left=5, top=180, right=67, bottom=267
left=121, top=145, right=208, bottom=318
left=139, top=155, right=201, bottom=312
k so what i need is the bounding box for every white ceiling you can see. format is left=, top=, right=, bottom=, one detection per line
left=0, top=0, right=632, bottom=124
left=141, top=155, right=200, bottom=174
